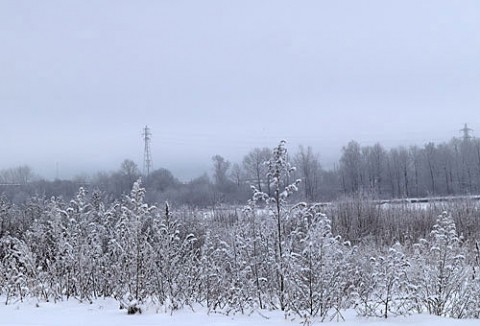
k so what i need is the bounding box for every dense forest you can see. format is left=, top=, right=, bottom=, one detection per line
left=1, top=141, right=480, bottom=321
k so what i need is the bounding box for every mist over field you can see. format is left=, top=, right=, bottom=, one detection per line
left=1, top=1, right=479, bottom=180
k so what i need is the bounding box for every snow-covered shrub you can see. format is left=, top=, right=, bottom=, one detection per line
left=355, top=243, right=415, bottom=318
left=0, top=236, right=35, bottom=303
left=264, top=140, right=301, bottom=311
left=149, top=202, right=201, bottom=312
left=411, top=211, right=467, bottom=317
left=284, top=204, right=348, bottom=320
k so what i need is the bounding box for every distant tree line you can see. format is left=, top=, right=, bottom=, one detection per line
left=2, top=134, right=480, bottom=206
left=338, top=137, right=480, bottom=198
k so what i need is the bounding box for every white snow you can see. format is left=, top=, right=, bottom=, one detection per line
left=0, top=298, right=478, bottom=326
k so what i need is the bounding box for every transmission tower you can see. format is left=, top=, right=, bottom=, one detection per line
left=460, top=123, right=473, bottom=141
left=142, top=125, right=152, bottom=176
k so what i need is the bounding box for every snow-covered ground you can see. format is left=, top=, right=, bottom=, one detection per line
left=0, top=298, right=478, bottom=326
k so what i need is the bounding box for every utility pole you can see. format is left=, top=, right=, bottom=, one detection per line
left=142, top=125, right=152, bottom=177
left=460, top=123, right=473, bottom=141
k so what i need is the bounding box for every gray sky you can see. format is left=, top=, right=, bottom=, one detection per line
left=1, top=1, right=479, bottom=180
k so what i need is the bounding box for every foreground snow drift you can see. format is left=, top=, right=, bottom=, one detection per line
left=0, top=298, right=478, bottom=326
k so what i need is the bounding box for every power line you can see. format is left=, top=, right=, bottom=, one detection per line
left=142, top=126, right=152, bottom=177
left=460, top=123, right=473, bottom=141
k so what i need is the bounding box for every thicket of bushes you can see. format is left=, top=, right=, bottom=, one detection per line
left=1, top=142, right=480, bottom=322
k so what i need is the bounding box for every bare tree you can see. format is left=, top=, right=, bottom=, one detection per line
left=339, top=141, right=363, bottom=193
left=212, top=155, right=231, bottom=189
left=397, top=146, right=411, bottom=197
left=362, top=143, right=387, bottom=195
left=424, top=143, right=438, bottom=195
left=242, top=148, right=271, bottom=195
left=120, top=159, right=141, bottom=185
left=229, top=163, right=243, bottom=188
left=409, top=145, right=423, bottom=197
left=294, top=146, right=323, bottom=202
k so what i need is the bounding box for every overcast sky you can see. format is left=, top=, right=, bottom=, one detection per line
left=1, top=1, right=479, bottom=180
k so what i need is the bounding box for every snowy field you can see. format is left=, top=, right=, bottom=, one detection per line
left=0, top=298, right=478, bottom=326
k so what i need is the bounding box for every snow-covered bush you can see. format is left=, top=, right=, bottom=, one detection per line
left=411, top=211, right=467, bottom=317
left=355, top=243, right=415, bottom=318
left=285, top=204, right=349, bottom=321
left=0, top=236, right=35, bottom=303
